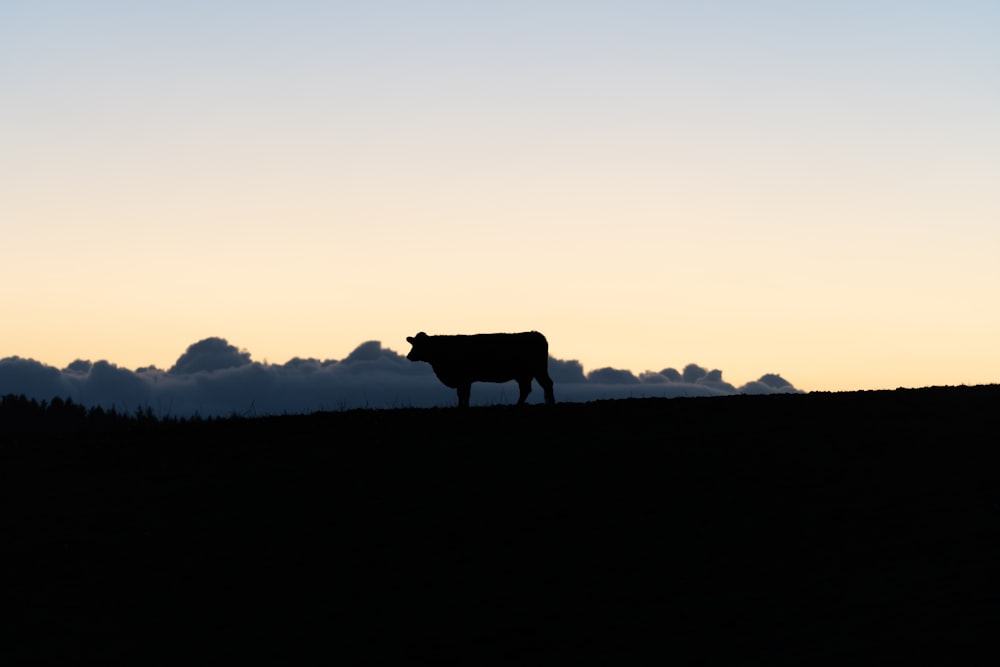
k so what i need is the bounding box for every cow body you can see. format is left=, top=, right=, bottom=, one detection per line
left=406, top=331, right=556, bottom=408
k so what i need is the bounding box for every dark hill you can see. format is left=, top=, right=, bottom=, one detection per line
left=4, top=386, right=999, bottom=664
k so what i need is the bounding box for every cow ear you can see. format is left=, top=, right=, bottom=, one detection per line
left=406, top=336, right=415, bottom=344
left=416, top=331, right=427, bottom=338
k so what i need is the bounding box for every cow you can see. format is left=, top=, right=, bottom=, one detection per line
left=405, top=331, right=556, bottom=408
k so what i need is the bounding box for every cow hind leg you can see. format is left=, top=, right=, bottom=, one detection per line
left=516, top=377, right=533, bottom=405
left=457, top=383, right=472, bottom=408
left=536, top=371, right=556, bottom=405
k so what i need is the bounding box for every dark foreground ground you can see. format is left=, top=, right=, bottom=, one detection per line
left=3, top=386, right=1000, bottom=664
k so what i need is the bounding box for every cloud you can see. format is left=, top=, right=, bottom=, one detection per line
left=168, top=337, right=253, bottom=375
left=739, top=373, right=800, bottom=395
left=0, top=337, right=801, bottom=417
left=547, top=357, right=587, bottom=383
left=586, top=367, right=640, bottom=384
left=0, top=357, right=71, bottom=400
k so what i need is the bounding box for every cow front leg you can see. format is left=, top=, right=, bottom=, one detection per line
left=457, top=383, right=472, bottom=408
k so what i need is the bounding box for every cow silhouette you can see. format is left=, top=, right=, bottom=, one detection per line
left=406, top=331, right=556, bottom=408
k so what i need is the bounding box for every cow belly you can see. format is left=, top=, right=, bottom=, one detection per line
left=433, top=368, right=522, bottom=386
left=475, top=371, right=519, bottom=383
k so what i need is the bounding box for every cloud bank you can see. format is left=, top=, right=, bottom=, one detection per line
left=0, top=337, right=800, bottom=417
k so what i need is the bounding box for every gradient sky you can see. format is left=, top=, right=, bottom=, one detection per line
left=3, top=1, right=998, bottom=393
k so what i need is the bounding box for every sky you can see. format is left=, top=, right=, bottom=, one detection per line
left=3, top=1, right=999, bottom=400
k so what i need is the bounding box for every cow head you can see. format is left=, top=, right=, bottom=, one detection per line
left=405, top=332, right=431, bottom=362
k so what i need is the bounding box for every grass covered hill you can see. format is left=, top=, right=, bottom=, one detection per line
left=4, top=385, right=1000, bottom=664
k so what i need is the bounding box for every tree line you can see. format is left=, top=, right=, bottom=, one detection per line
left=0, top=393, right=211, bottom=429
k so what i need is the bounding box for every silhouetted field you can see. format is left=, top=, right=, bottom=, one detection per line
left=4, top=386, right=999, bottom=664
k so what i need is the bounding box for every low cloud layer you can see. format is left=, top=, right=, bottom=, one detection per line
left=0, top=337, right=800, bottom=417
